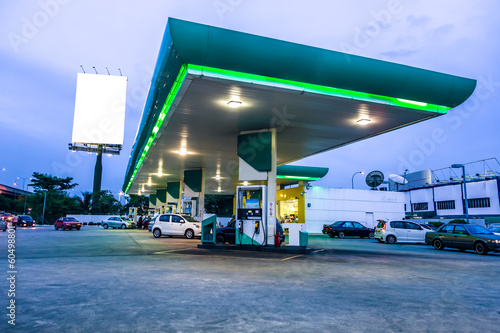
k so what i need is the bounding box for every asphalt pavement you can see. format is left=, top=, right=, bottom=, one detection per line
left=1, top=226, right=499, bottom=332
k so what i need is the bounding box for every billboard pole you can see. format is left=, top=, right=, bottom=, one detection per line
left=92, top=145, right=103, bottom=210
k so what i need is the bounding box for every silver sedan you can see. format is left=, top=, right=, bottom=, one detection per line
left=101, top=217, right=136, bottom=229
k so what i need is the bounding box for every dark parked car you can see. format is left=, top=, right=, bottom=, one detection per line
left=425, top=223, right=500, bottom=255
left=14, top=215, right=36, bottom=227
left=216, top=219, right=285, bottom=245
left=324, top=221, right=374, bottom=239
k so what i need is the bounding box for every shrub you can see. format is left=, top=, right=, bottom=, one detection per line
left=449, top=219, right=467, bottom=224
left=428, top=221, right=445, bottom=228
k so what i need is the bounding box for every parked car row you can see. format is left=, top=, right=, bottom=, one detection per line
left=322, top=219, right=500, bottom=255
left=1, top=213, right=36, bottom=229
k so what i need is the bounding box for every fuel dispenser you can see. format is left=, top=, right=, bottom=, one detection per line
left=235, top=185, right=267, bottom=246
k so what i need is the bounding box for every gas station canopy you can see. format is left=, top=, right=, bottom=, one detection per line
left=123, top=18, right=476, bottom=195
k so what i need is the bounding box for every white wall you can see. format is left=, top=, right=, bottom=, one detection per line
left=304, top=187, right=405, bottom=233
left=67, top=215, right=115, bottom=223
left=404, top=179, right=500, bottom=216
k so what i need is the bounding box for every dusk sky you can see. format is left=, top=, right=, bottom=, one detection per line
left=1, top=0, right=499, bottom=197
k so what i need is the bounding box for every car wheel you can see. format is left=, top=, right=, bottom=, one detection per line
left=54, top=225, right=58, bottom=230
left=458, top=248, right=466, bottom=252
left=328, top=233, right=334, bottom=238
left=216, top=235, right=225, bottom=244
left=103, top=224, right=108, bottom=229
left=368, top=232, right=374, bottom=239
left=76, top=227, right=81, bottom=230
left=185, top=229, right=194, bottom=239
left=474, top=242, right=488, bottom=255
left=338, top=231, right=345, bottom=239
left=121, top=224, right=126, bottom=229
left=386, top=235, right=396, bottom=244
left=153, top=229, right=161, bottom=238
left=432, top=239, right=444, bottom=250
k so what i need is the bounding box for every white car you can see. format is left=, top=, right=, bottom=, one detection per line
left=152, top=214, right=201, bottom=239
left=374, top=220, right=428, bottom=244
left=101, top=216, right=136, bottom=229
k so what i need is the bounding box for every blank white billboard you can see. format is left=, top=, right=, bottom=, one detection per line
left=71, top=73, right=127, bottom=145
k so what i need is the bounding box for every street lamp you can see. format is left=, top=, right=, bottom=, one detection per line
left=16, top=177, right=31, bottom=190
left=451, top=164, right=469, bottom=223
left=17, top=177, right=32, bottom=214
left=403, top=169, right=413, bottom=214
left=351, top=171, right=364, bottom=189
left=41, top=190, right=47, bottom=225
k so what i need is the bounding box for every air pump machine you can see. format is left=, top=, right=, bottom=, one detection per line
left=235, top=185, right=268, bottom=246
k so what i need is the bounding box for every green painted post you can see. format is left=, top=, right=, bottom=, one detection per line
left=92, top=145, right=103, bottom=211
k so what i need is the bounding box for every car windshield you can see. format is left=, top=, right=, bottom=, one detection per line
left=64, top=217, right=77, bottom=221
left=376, top=222, right=385, bottom=228
left=21, top=216, right=33, bottom=220
left=332, top=221, right=343, bottom=226
left=182, top=215, right=199, bottom=222
left=465, top=225, right=492, bottom=234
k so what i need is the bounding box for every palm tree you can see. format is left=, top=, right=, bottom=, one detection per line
left=79, top=191, right=92, bottom=213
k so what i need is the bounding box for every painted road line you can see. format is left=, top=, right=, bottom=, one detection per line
left=153, top=248, right=194, bottom=254
left=280, top=254, right=304, bottom=261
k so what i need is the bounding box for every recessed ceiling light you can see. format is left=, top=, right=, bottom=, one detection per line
left=243, top=181, right=248, bottom=186
left=215, top=175, right=221, bottom=180
left=356, top=118, right=371, bottom=125
left=227, top=100, right=242, bottom=108
left=179, top=147, right=187, bottom=155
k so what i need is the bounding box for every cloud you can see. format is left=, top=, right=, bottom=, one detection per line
left=406, top=14, right=431, bottom=27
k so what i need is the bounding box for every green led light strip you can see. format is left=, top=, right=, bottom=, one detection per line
left=188, top=64, right=450, bottom=113
left=126, top=62, right=450, bottom=193
left=125, top=64, right=188, bottom=194
left=277, top=175, right=321, bottom=181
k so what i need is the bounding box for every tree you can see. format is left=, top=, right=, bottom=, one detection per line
left=91, top=190, right=121, bottom=215
left=22, top=172, right=82, bottom=224
left=29, top=172, right=78, bottom=191
left=125, top=195, right=149, bottom=215
left=78, top=191, right=93, bottom=213
left=0, top=195, right=23, bottom=214
left=204, top=194, right=233, bottom=217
